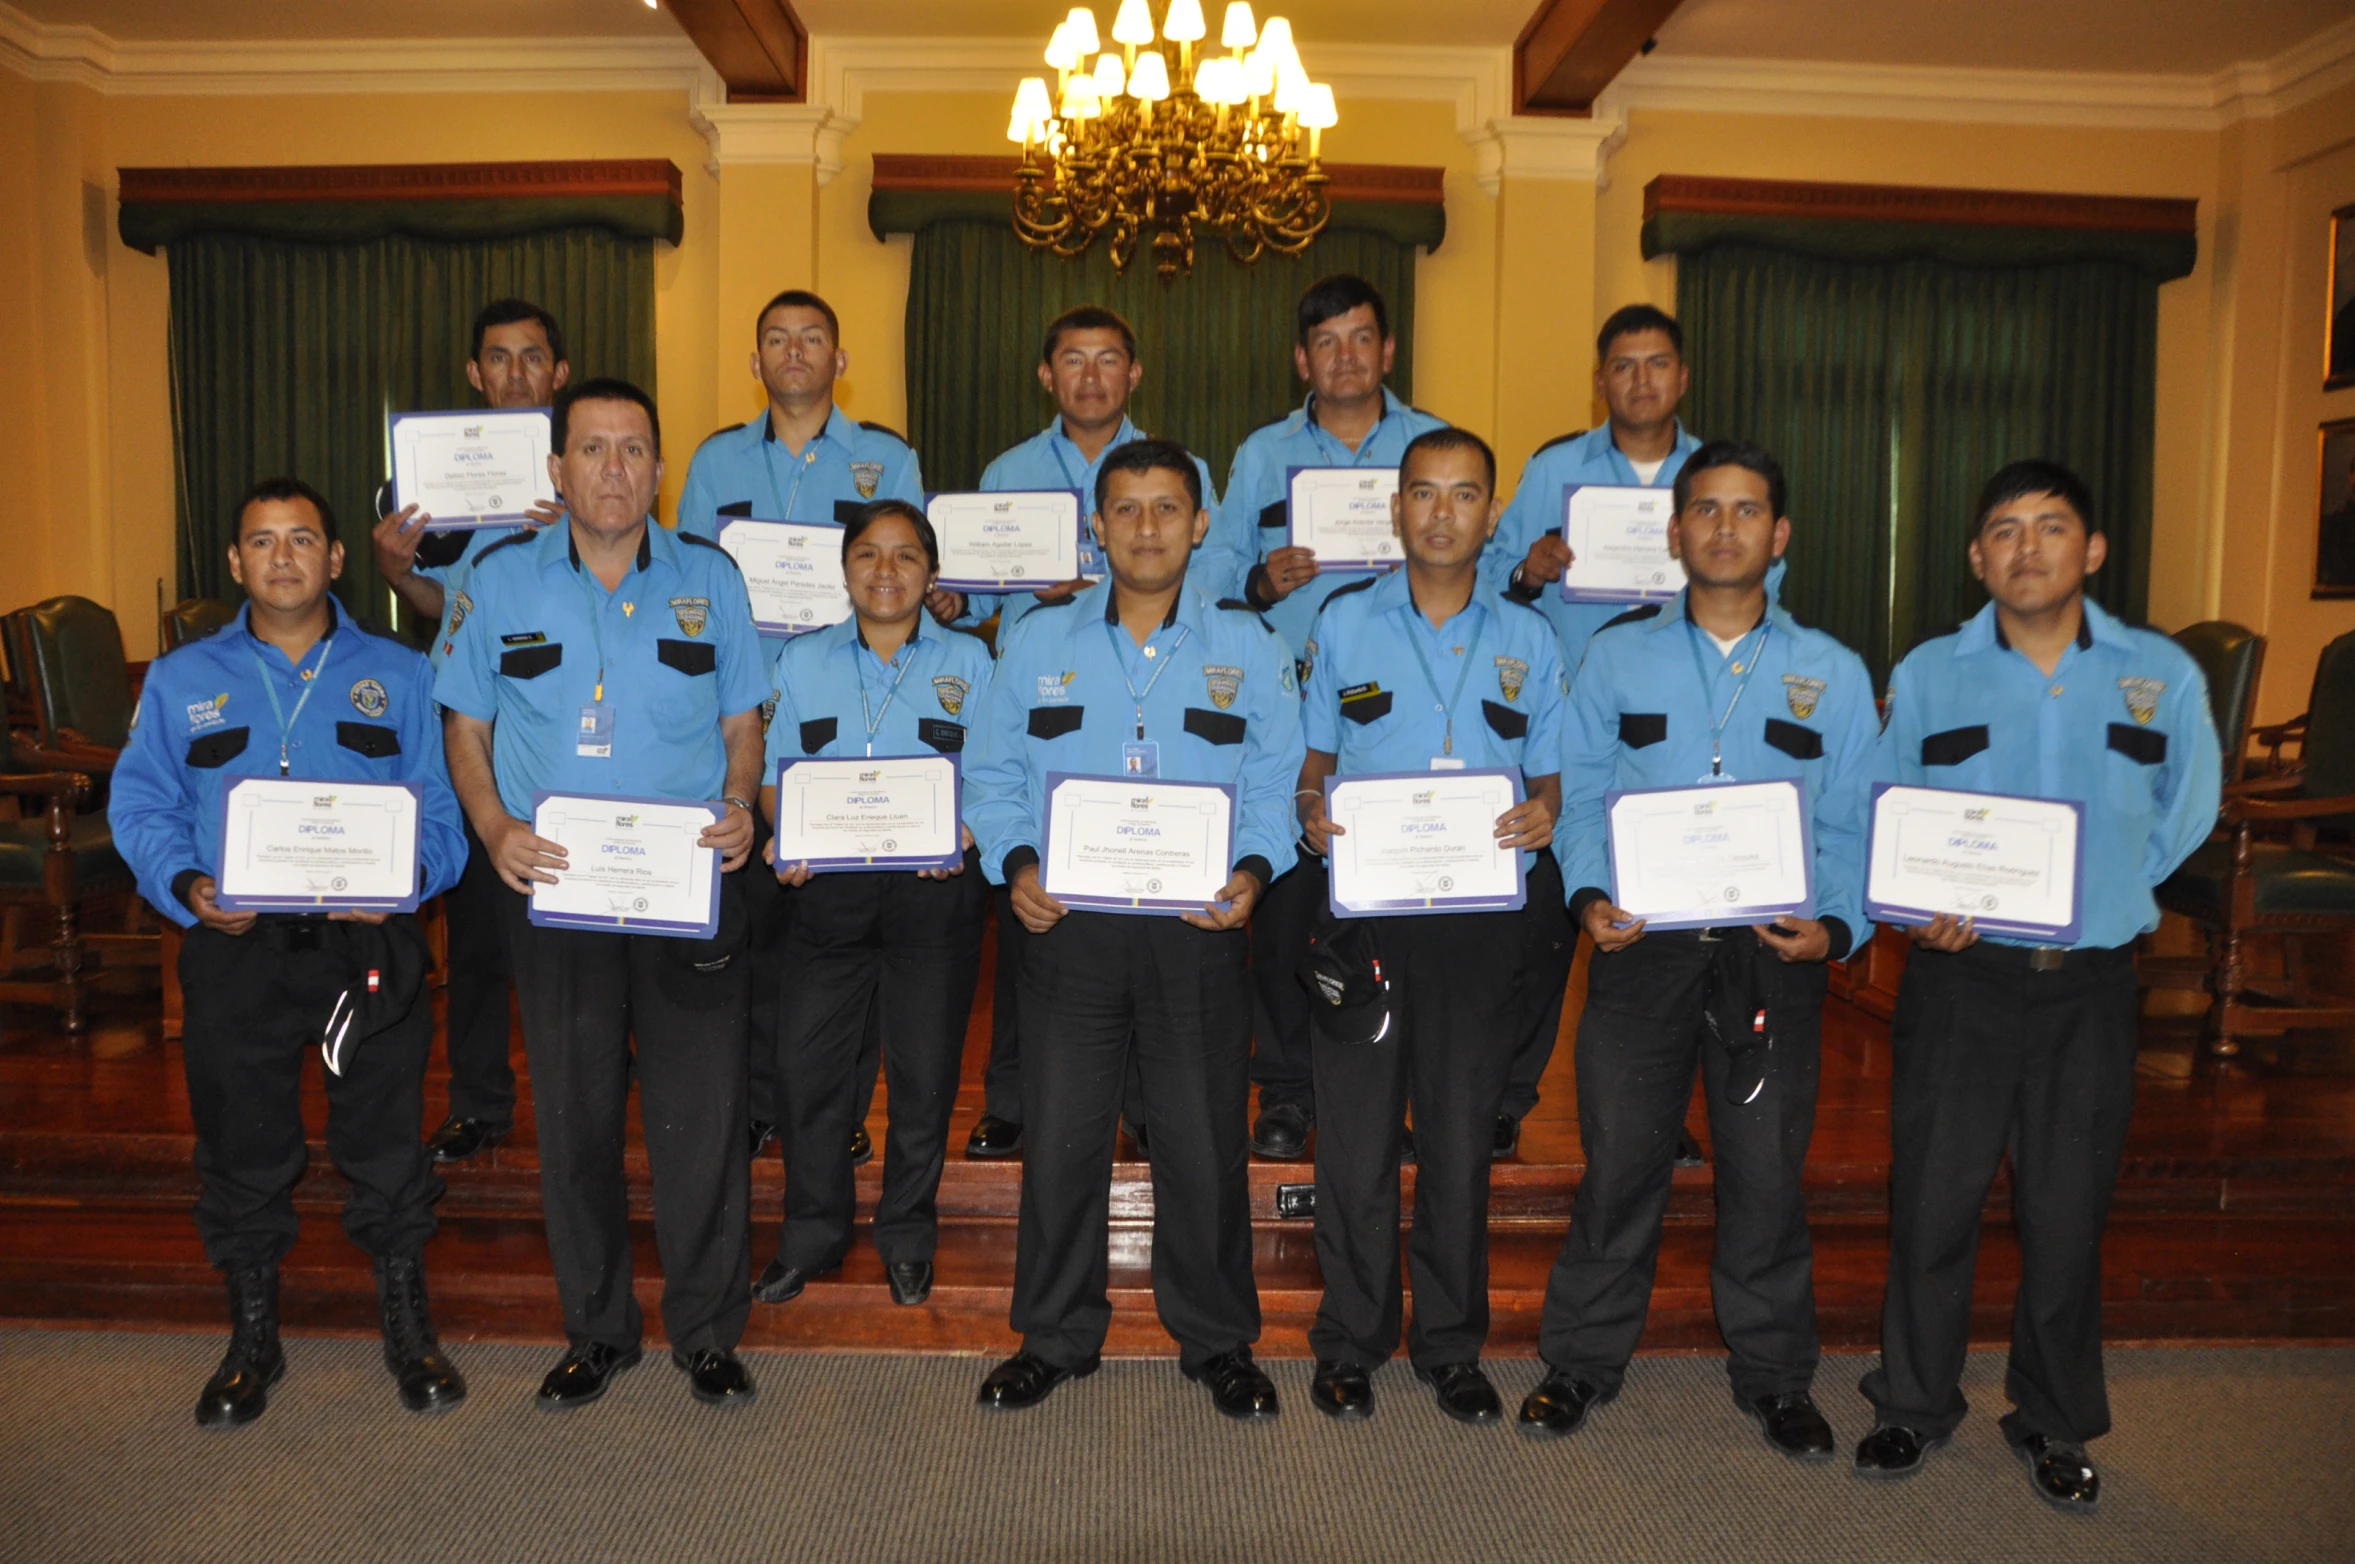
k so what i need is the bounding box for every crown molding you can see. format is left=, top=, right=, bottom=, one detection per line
left=1464, top=112, right=1629, bottom=196
left=688, top=93, right=850, bottom=181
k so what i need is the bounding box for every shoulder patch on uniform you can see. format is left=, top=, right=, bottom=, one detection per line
left=1530, top=428, right=1592, bottom=459
left=1599, top=602, right=1664, bottom=633
left=857, top=420, right=911, bottom=446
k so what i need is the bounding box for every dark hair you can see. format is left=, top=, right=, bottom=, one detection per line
left=1094, top=437, right=1203, bottom=514
left=1596, top=303, right=1682, bottom=363
left=756, top=288, right=840, bottom=343
left=1042, top=305, right=1137, bottom=363
left=552, top=377, right=662, bottom=455
left=1672, top=438, right=1787, bottom=521
left=842, top=498, right=939, bottom=572
left=470, top=298, right=566, bottom=366
left=1974, top=459, right=2097, bottom=536
left=236, top=477, right=338, bottom=543
left=1399, top=426, right=1496, bottom=494
left=1297, top=273, right=1389, bottom=346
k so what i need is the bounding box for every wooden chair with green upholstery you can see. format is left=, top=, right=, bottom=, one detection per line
left=2151, top=629, right=2355, bottom=1057
left=2170, top=620, right=2266, bottom=781
left=17, top=595, right=137, bottom=774
left=158, top=598, right=239, bottom=654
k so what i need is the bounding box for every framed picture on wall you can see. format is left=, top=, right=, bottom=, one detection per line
left=2332, top=205, right=2355, bottom=390
left=2318, top=417, right=2355, bottom=598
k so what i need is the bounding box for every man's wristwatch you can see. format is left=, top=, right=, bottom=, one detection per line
left=723, top=796, right=753, bottom=814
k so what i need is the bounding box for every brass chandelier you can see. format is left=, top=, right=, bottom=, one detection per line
left=1008, top=2, right=1339, bottom=281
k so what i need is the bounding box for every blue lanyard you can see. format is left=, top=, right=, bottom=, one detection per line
left=247, top=633, right=335, bottom=776
left=1399, top=599, right=1485, bottom=758
left=1106, top=620, right=1190, bottom=740
left=764, top=425, right=825, bottom=520
left=856, top=634, right=919, bottom=757
left=1686, top=616, right=1770, bottom=778
left=574, top=559, right=630, bottom=703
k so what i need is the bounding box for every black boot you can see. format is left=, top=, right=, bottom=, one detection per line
left=375, top=1253, right=467, bottom=1415
left=194, top=1264, right=285, bottom=1430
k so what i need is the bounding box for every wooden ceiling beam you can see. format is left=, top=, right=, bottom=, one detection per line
left=1515, top=0, right=1684, bottom=115
left=664, top=0, right=806, bottom=102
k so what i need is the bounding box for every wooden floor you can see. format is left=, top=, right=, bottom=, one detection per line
left=4, top=928, right=2353, bottom=1358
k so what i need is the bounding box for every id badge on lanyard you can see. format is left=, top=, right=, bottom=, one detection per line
left=578, top=702, right=615, bottom=758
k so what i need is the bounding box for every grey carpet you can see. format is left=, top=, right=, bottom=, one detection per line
left=0, top=1331, right=2347, bottom=1563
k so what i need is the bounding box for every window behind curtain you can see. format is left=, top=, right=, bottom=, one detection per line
left=904, top=220, right=1419, bottom=495
left=1678, top=242, right=2159, bottom=684
left=167, top=227, right=657, bottom=637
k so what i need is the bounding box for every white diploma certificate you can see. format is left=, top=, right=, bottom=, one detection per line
left=929, top=491, right=1083, bottom=591
left=526, top=791, right=721, bottom=938
left=1607, top=779, right=1813, bottom=930
left=1559, top=484, right=1682, bottom=602
left=1324, top=769, right=1527, bottom=917
left=387, top=409, right=555, bottom=529
left=718, top=518, right=851, bottom=638
left=215, top=778, right=422, bottom=913
left=773, top=755, right=962, bottom=873
left=1287, top=466, right=1402, bottom=570
left=1041, top=772, right=1236, bottom=914
left=1865, top=784, right=2083, bottom=942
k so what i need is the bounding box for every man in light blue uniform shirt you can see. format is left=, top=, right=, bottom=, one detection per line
left=1520, top=441, right=1877, bottom=1461
left=1855, top=461, right=2220, bottom=1514
left=964, top=438, right=1302, bottom=1420
left=439, top=378, right=771, bottom=1413
left=1291, top=428, right=1565, bottom=1427
left=1218, top=273, right=1447, bottom=1161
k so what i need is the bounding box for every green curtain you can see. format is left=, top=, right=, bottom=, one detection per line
left=904, top=219, right=1417, bottom=494
left=167, top=227, right=657, bottom=638
left=1679, top=242, right=2158, bottom=683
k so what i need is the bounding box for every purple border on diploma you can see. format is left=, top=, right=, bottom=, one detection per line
left=1604, top=777, right=1816, bottom=931
left=1863, top=781, right=2085, bottom=945
left=1285, top=464, right=1399, bottom=574
left=214, top=777, right=425, bottom=913
left=1324, top=767, right=1529, bottom=917
left=774, top=752, right=964, bottom=873
left=927, top=489, right=1086, bottom=592
left=387, top=408, right=553, bottom=528
left=526, top=789, right=723, bottom=939
left=1041, top=770, right=1239, bottom=916
left=1558, top=482, right=1685, bottom=604
left=717, top=516, right=850, bottom=639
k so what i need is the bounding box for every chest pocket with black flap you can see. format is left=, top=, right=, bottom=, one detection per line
left=1258, top=501, right=1288, bottom=530
left=918, top=718, right=966, bottom=754
left=1919, top=724, right=1989, bottom=767
left=657, top=639, right=717, bottom=677
left=2106, top=723, right=2167, bottom=767
left=1482, top=699, right=1528, bottom=741
left=1338, top=686, right=1394, bottom=725
left=336, top=722, right=400, bottom=759
left=799, top=717, right=838, bottom=755
left=1184, top=707, right=1247, bottom=746
left=499, top=643, right=562, bottom=680
left=1028, top=705, right=1085, bottom=741
left=1619, top=712, right=1667, bottom=749
left=1762, top=718, right=1823, bottom=761
left=186, top=727, right=250, bottom=768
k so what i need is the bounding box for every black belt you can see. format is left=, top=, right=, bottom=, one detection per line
left=1953, top=940, right=2133, bottom=974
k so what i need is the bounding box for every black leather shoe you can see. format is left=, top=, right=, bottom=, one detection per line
left=1418, top=1361, right=1503, bottom=1426
left=2011, top=1431, right=2101, bottom=1512
left=886, top=1260, right=933, bottom=1306
left=1251, top=1103, right=1312, bottom=1160
left=536, top=1341, right=642, bottom=1410
left=747, top=1118, right=776, bottom=1159
left=1492, top=1115, right=1520, bottom=1159
left=194, top=1265, right=285, bottom=1430
left=673, top=1347, right=756, bottom=1407
left=1517, top=1370, right=1612, bottom=1439
left=1399, top=1124, right=1416, bottom=1165
left=1853, top=1423, right=1947, bottom=1479
left=1184, top=1347, right=1281, bottom=1421
left=1309, top=1360, right=1374, bottom=1421
left=1674, top=1127, right=1706, bottom=1167
left=977, top=1350, right=1099, bottom=1411
left=752, top=1258, right=839, bottom=1304
left=850, top=1124, right=874, bottom=1166
left=964, top=1114, right=1023, bottom=1159
left=425, top=1116, right=506, bottom=1164
left=374, top=1254, right=465, bottom=1415
left=1741, top=1390, right=1834, bottom=1461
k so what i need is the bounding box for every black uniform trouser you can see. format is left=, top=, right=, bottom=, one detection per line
left=441, top=815, right=517, bottom=1127
left=1538, top=929, right=1826, bottom=1400
left=179, top=917, right=440, bottom=1273
left=1247, top=845, right=1326, bottom=1114
left=1013, top=910, right=1259, bottom=1372
left=1500, top=855, right=1575, bottom=1122
left=981, top=890, right=1025, bottom=1122
left=776, top=857, right=987, bottom=1270
left=1309, top=907, right=1524, bottom=1368
left=499, top=879, right=752, bottom=1355
left=1861, top=943, right=2139, bottom=1445
left=748, top=817, right=879, bottom=1140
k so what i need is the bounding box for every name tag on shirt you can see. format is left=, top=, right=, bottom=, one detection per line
left=1122, top=740, right=1160, bottom=778
left=1430, top=757, right=1467, bottom=771
left=578, top=702, right=614, bottom=758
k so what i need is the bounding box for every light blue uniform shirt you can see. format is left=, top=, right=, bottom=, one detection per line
left=959, top=416, right=1230, bottom=639
left=763, top=616, right=996, bottom=773
left=675, top=406, right=924, bottom=540
left=964, top=581, right=1306, bottom=887
left=1879, top=598, right=2220, bottom=950
left=110, top=601, right=466, bottom=928
left=1216, top=388, right=1449, bottom=659
left=1556, top=590, right=1880, bottom=952
left=1304, top=570, right=1568, bottom=864
left=434, top=518, right=771, bottom=820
